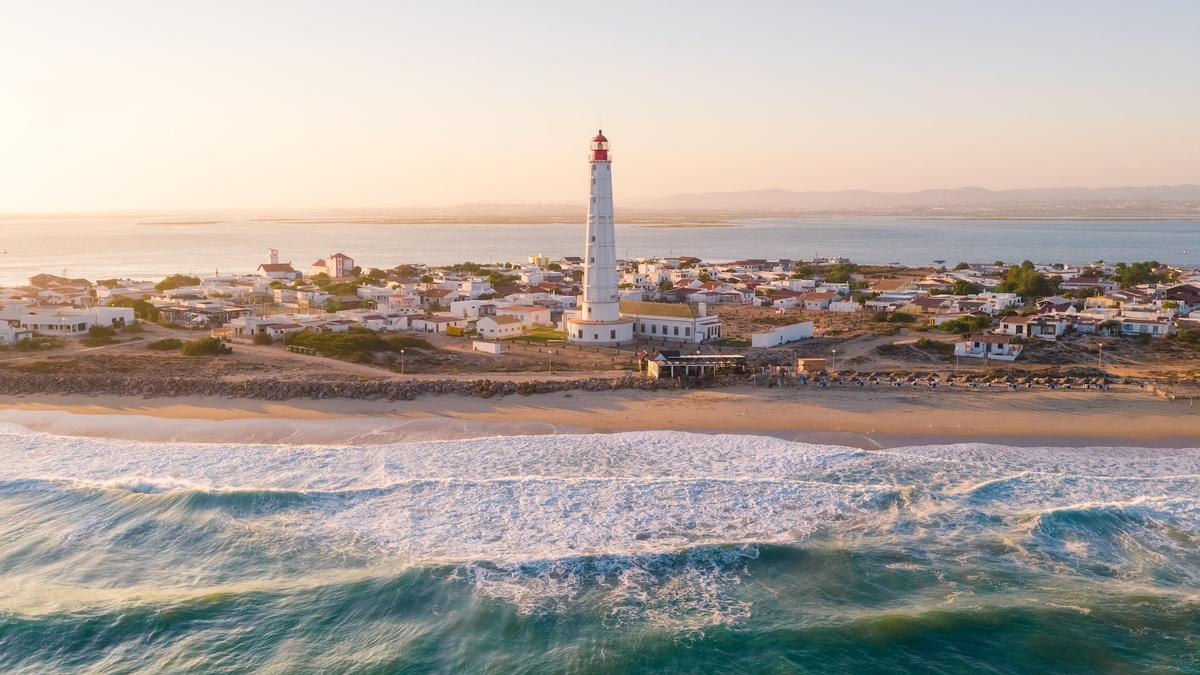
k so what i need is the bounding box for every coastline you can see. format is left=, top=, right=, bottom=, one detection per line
left=2, top=386, right=1196, bottom=449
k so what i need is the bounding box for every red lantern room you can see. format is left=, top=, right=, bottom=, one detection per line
left=589, top=130, right=609, bottom=161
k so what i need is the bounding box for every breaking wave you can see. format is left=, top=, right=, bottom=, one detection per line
left=0, top=423, right=1198, bottom=672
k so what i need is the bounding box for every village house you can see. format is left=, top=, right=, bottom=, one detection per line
left=409, top=315, right=468, bottom=334
left=954, top=334, right=1023, bottom=361
left=750, top=321, right=813, bottom=348
left=1120, top=317, right=1174, bottom=338
left=618, top=301, right=723, bottom=343
left=0, top=323, right=34, bottom=346
left=256, top=263, right=301, bottom=280
left=308, top=252, right=355, bottom=278
left=495, top=305, right=552, bottom=325
left=998, top=315, right=1067, bottom=340
left=800, top=292, right=839, bottom=311
left=476, top=315, right=525, bottom=339
left=15, top=307, right=135, bottom=336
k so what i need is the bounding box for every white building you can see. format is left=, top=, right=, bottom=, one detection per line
left=449, top=300, right=498, bottom=319
left=0, top=323, right=34, bottom=346
left=308, top=253, right=355, bottom=278
left=495, top=305, right=551, bottom=325
left=955, top=334, right=1023, bottom=361
left=750, top=321, right=814, bottom=348
left=619, top=301, right=722, bottom=343
left=15, top=307, right=135, bottom=336
left=566, top=131, right=634, bottom=345
left=476, top=315, right=525, bottom=339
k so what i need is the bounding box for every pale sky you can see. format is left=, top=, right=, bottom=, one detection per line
left=2, top=1, right=1198, bottom=211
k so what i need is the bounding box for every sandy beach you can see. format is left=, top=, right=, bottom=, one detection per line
left=1, top=386, right=1195, bottom=448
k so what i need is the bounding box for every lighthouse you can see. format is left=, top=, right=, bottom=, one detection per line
left=567, top=130, right=633, bottom=345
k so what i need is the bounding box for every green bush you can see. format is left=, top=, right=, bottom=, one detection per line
left=252, top=333, right=274, bottom=346
left=889, top=311, right=916, bottom=324
left=914, top=338, right=955, bottom=355
left=80, top=325, right=119, bottom=347
left=181, top=337, right=233, bottom=356
left=283, top=328, right=432, bottom=362
left=939, top=315, right=992, bottom=333
left=155, top=274, right=201, bottom=292
left=147, top=338, right=184, bottom=351
left=12, top=336, right=64, bottom=352
left=108, top=296, right=161, bottom=321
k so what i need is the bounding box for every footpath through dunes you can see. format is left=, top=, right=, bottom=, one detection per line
left=0, top=428, right=1198, bottom=672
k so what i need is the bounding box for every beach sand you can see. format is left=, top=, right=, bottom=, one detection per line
left=0, top=387, right=1195, bottom=448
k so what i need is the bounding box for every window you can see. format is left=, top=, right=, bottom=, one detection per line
left=610, top=330, right=616, bottom=339
left=673, top=326, right=679, bottom=336
left=590, top=236, right=595, bottom=242
left=590, top=257, right=594, bottom=263
left=685, top=327, right=691, bottom=336
left=651, top=325, right=657, bottom=334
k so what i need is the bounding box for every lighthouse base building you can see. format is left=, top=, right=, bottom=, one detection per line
left=566, top=130, right=634, bottom=346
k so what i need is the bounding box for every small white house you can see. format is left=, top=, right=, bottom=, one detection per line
left=828, top=300, right=861, bottom=313
left=954, top=334, right=1023, bottom=361
left=0, top=323, right=34, bottom=346
left=1120, top=318, right=1173, bottom=338
left=476, top=315, right=525, bottom=339
left=16, top=307, right=135, bottom=336
left=495, top=305, right=552, bottom=325
left=410, top=315, right=468, bottom=333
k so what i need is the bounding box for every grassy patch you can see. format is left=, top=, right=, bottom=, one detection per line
left=506, top=328, right=569, bottom=344
left=284, top=328, right=433, bottom=363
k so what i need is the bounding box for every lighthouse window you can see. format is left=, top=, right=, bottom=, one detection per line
left=589, top=257, right=594, bottom=263
left=590, top=236, right=595, bottom=242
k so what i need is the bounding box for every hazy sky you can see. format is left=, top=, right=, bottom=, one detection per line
left=2, top=1, right=1198, bottom=211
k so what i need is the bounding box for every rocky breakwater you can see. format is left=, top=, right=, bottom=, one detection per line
left=0, top=370, right=683, bottom=401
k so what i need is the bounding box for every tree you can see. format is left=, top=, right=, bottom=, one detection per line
left=658, top=279, right=674, bottom=292
left=107, top=295, right=160, bottom=321
left=824, top=263, right=859, bottom=284
left=155, top=274, right=200, bottom=292
left=953, top=262, right=970, bottom=271
left=419, top=274, right=434, bottom=284
left=1110, top=261, right=1167, bottom=288
left=698, top=272, right=711, bottom=283
left=950, top=279, right=983, bottom=295
left=994, top=261, right=1059, bottom=298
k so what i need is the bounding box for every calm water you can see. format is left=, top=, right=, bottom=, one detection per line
left=2, top=215, right=1198, bottom=284
left=0, top=426, right=1197, bottom=673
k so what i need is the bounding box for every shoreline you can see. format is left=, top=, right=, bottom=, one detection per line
left=1, top=387, right=1196, bottom=449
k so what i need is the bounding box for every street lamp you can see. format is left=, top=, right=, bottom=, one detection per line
left=547, top=349, right=554, bottom=373
left=831, top=348, right=837, bottom=372
left=400, top=348, right=406, bottom=374
left=1097, top=341, right=1104, bottom=369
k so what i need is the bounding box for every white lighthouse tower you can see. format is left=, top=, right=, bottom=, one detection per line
left=567, top=130, right=633, bottom=345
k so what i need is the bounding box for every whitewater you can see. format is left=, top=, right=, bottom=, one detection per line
left=0, top=423, right=1197, bottom=672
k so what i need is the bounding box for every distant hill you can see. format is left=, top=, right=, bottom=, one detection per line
left=624, top=185, right=1200, bottom=211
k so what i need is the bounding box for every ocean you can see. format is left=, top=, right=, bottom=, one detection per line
left=2, top=215, right=1199, bottom=285
left=0, top=425, right=1196, bottom=673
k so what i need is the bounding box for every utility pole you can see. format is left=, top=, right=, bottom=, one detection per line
left=400, top=348, right=406, bottom=374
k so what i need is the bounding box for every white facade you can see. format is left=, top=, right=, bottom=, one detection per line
left=750, top=321, right=814, bottom=348
left=566, top=131, right=634, bottom=345
left=0, top=323, right=34, bottom=346
left=16, top=307, right=135, bottom=336
left=476, top=315, right=525, bottom=339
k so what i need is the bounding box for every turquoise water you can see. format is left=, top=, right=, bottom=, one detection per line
left=1, top=216, right=1198, bottom=285
left=0, top=427, right=1197, bottom=672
